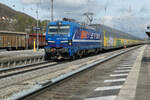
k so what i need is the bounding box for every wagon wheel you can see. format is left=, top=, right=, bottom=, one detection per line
left=44, top=54, right=51, bottom=61
left=70, top=55, right=76, bottom=60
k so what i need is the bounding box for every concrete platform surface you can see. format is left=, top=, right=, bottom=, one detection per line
left=134, top=45, right=150, bottom=100
left=67, top=45, right=149, bottom=100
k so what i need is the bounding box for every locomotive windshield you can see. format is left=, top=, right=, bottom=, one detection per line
left=48, top=25, right=70, bottom=34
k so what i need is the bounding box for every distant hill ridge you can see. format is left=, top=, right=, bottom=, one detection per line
left=0, top=3, right=36, bottom=32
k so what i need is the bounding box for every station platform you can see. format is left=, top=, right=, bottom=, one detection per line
left=68, top=45, right=150, bottom=100
left=0, top=49, right=44, bottom=61
left=117, top=44, right=149, bottom=100
left=0, top=49, right=45, bottom=68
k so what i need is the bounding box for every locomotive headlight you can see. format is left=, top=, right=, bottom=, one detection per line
left=68, top=40, right=72, bottom=46
left=58, top=22, right=62, bottom=25
left=69, top=42, right=72, bottom=46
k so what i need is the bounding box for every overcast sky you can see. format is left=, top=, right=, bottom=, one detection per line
left=0, top=0, right=149, bottom=38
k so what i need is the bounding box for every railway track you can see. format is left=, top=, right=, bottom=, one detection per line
left=0, top=47, right=128, bottom=80
left=6, top=45, right=141, bottom=100
left=0, top=61, right=59, bottom=79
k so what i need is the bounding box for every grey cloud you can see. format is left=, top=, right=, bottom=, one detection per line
left=20, top=0, right=149, bottom=38
left=21, top=0, right=103, bottom=20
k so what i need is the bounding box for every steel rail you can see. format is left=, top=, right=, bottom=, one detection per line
left=0, top=61, right=61, bottom=79
left=0, top=61, right=48, bottom=73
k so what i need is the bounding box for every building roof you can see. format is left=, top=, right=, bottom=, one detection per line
left=0, top=31, right=27, bottom=35
left=146, top=32, right=150, bottom=38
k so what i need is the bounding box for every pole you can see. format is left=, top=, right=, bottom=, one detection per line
left=34, top=39, right=36, bottom=52
left=51, top=0, right=54, bottom=21
left=87, top=0, right=89, bottom=24
left=36, top=6, right=39, bottom=51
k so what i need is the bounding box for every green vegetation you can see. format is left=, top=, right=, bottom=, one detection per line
left=0, top=3, right=36, bottom=32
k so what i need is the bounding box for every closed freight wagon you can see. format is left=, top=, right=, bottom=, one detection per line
left=0, top=31, right=27, bottom=50
left=0, top=33, right=3, bottom=47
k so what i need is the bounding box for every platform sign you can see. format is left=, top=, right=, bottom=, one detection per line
left=33, top=27, right=42, bottom=31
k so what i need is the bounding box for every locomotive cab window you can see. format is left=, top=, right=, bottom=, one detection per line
left=48, top=25, right=70, bottom=35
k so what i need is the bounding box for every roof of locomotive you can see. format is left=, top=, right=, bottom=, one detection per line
left=47, top=21, right=97, bottom=32
left=48, top=20, right=80, bottom=26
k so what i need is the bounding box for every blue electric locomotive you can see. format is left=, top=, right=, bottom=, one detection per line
left=44, top=20, right=102, bottom=60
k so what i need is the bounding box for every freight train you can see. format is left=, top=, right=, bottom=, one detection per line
left=44, top=20, right=143, bottom=60
left=0, top=31, right=46, bottom=50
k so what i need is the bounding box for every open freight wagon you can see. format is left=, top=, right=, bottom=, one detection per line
left=0, top=31, right=26, bottom=50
